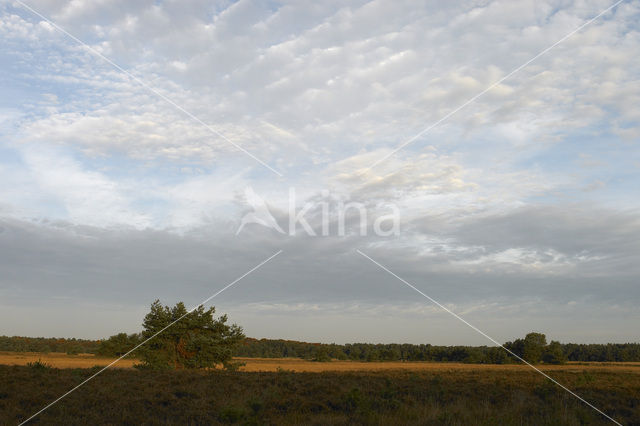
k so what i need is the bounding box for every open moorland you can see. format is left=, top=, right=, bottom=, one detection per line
left=3, top=351, right=640, bottom=373
left=2, top=362, right=640, bottom=425
left=4, top=332, right=640, bottom=424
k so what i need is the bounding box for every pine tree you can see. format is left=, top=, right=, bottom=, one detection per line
left=137, top=300, right=245, bottom=370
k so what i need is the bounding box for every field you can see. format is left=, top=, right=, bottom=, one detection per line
left=4, top=351, right=640, bottom=373
left=1, top=352, right=640, bottom=424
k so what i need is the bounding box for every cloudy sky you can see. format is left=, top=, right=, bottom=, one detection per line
left=0, top=0, right=638, bottom=345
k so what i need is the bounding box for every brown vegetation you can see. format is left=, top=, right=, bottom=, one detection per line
left=2, top=363, right=639, bottom=425
left=3, top=352, right=640, bottom=374
left=0, top=351, right=137, bottom=369
left=235, top=357, right=640, bottom=373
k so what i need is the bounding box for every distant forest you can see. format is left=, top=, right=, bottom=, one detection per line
left=235, top=337, right=640, bottom=364
left=2, top=334, right=640, bottom=364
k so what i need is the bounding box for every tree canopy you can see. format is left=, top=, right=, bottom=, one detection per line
left=137, top=300, right=245, bottom=370
left=96, top=333, right=141, bottom=357
left=5, top=330, right=639, bottom=365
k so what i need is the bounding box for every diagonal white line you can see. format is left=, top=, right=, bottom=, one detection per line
left=356, top=249, right=622, bottom=425
left=365, top=0, right=626, bottom=172
left=13, top=0, right=283, bottom=177
left=18, top=249, right=283, bottom=425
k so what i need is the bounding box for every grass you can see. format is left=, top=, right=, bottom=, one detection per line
left=3, top=351, right=640, bottom=373
left=24, top=359, right=51, bottom=371
left=1, top=364, right=639, bottom=425
left=0, top=351, right=137, bottom=369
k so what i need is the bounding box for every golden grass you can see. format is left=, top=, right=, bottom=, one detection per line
left=3, top=351, right=640, bottom=373
left=0, top=351, right=137, bottom=369
left=235, top=357, right=640, bottom=373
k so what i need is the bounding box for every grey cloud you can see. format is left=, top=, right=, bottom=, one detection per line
left=2, top=200, right=639, bottom=342
left=3, top=202, right=639, bottom=309
left=444, top=205, right=640, bottom=274
left=2, top=0, right=639, bottom=344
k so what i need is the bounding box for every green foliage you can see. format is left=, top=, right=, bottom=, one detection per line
left=313, top=346, right=332, bottom=362
left=523, top=332, right=547, bottom=363
left=543, top=340, right=568, bottom=364
left=504, top=332, right=557, bottom=364
left=3, top=332, right=640, bottom=364
left=65, top=345, right=83, bottom=355
left=97, top=333, right=141, bottom=357
left=504, top=333, right=548, bottom=364
left=136, top=300, right=245, bottom=370
left=485, top=347, right=511, bottom=364
left=236, top=334, right=640, bottom=364
left=0, top=336, right=99, bottom=354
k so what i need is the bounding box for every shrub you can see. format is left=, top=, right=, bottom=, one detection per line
left=26, top=359, right=51, bottom=371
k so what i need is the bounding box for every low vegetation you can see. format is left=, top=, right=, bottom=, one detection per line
left=2, top=364, right=638, bottom=425
left=3, top=301, right=640, bottom=424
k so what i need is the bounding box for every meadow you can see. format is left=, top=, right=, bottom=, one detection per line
left=3, top=351, right=640, bottom=373
left=1, top=352, right=639, bottom=425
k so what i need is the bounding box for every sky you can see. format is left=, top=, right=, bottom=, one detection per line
left=0, top=0, right=639, bottom=345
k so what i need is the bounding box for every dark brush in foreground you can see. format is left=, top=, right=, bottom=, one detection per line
left=2, top=365, right=638, bottom=425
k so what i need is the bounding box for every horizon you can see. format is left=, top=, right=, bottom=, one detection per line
left=4, top=332, right=640, bottom=347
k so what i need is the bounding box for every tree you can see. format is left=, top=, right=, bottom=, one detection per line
left=543, top=340, right=567, bottom=364
left=313, top=346, right=331, bottom=362
left=504, top=338, right=525, bottom=359
left=97, top=333, right=141, bottom=357
left=485, top=347, right=511, bottom=364
left=137, top=300, right=245, bottom=370
left=523, top=332, right=547, bottom=363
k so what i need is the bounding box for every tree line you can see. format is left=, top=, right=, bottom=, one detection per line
left=2, top=301, right=640, bottom=366
left=0, top=335, right=99, bottom=354
left=4, top=332, right=640, bottom=364
left=234, top=333, right=640, bottom=364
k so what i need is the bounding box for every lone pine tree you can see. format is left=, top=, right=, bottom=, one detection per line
left=137, top=300, right=245, bottom=370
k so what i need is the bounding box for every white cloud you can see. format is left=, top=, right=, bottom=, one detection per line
left=21, top=146, right=151, bottom=227
left=4, top=0, right=638, bottom=168
left=1, top=0, right=639, bottom=342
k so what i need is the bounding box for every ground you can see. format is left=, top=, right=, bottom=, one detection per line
left=3, top=351, right=640, bottom=373
left=1, top=352, right=639, bottom=425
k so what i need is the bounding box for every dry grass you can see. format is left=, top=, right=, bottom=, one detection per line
left=0, top=351, right=137, bottom=369
left=236, top=357, right=640, bottom=373
left=2, top=352, right=640, bottom=373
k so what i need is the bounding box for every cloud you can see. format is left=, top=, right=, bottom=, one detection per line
left=1, top=0, right=639, bottom=343
left=3, top=0, right=638, bottom=169
left=1, top=200, right=639, bottom=341
left=0, top=142, right=152, bottom=226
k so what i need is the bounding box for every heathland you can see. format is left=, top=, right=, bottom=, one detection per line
left=2, top=361, right=639, bottom=425
left=3, top=351, right=640, bottom=373
left=3, top=304, right=639, bottom=424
